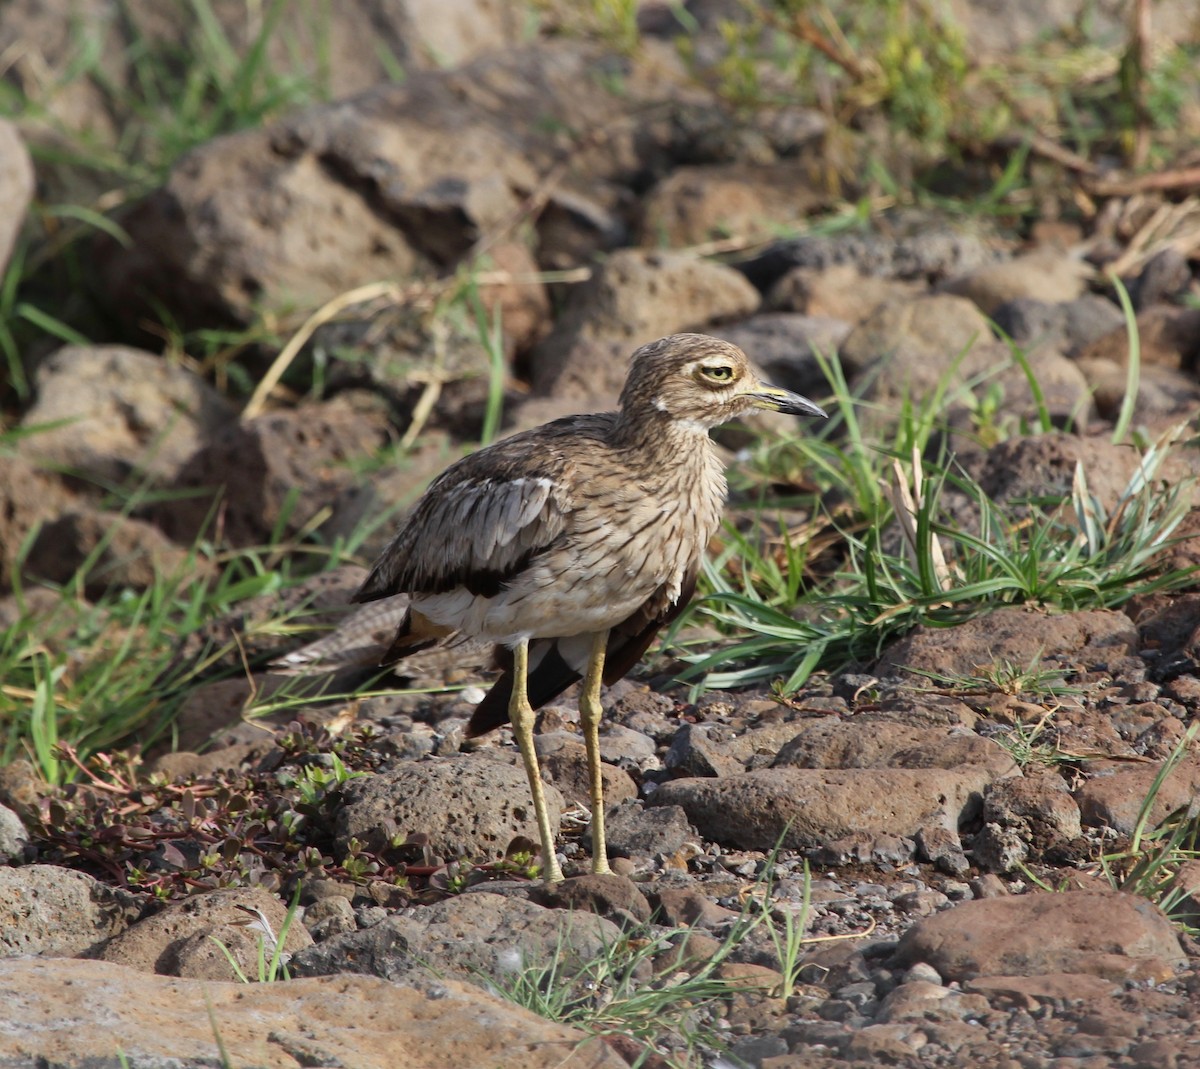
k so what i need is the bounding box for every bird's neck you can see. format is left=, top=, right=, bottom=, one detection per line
left=611, top=405, right=715, bottom=454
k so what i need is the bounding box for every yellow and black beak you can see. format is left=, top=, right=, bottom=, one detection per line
left=751, top=383, right=827, bottom=419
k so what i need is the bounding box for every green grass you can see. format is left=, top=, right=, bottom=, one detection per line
left=0, top=521, right=368, bottom=783
left=487, top=853, right=812, bottom=1068
left=675, top=344, right=1198, bottom=693
left=210, top=882, right=302, bottom=983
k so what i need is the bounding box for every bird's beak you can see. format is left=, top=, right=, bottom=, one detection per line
left=750, top=383, right=827, bottom=419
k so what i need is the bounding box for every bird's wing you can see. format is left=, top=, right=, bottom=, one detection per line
left=354, top=458, right=573, bottom=603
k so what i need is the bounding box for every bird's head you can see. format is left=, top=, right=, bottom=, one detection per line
left=618, top=333, right=826, bottom=433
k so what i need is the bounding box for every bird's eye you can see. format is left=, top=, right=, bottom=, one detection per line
left=699, top=365, right=735, bottom=383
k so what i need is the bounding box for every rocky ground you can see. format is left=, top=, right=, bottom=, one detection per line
left=3, top=1, right=1200, bottom=1067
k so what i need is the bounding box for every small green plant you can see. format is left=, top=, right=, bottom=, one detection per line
left=990, top=710, right=1072, bottom=770
left=210, top=882, right=302, bottom=983
left=286, top=751, right=366, bottom=806
left=907, top=655, right=1077, bottom=701
left=746, top=859, right=813, bottom=999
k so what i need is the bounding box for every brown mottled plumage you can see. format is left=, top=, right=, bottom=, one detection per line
left=353, top=333, right=825, bottom=881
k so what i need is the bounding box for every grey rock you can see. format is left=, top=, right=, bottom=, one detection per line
left=97, top=43, right=639, bottom=333
left=98, top=886, right=312, bottom=979
left=839, top=294, right=1010, bottom=402
left=637, top=161, right=828, bottom=248
left=735, top=217, right=998, bottom=292
left=0, top=805, right=29, bottom=861
left=590, top=800, right=696, bottom=859
left=290, top=891, right=620, bottom=987
left=0, top=457, right=77, bottom=588
left=531, top=872, right=653, bottom=926
left=648, top=766, right=990, bottom=851
left=774, top=719, right=1014, bottom=777
left=973, top=774, right=1082, bottom=872
left=152, top=398, right=391, bottom=548
left=714, top=312, right=851, bottom=402
left=24, top=508, right=199, bottom=597
left=336, top=752, right=563, bottom=863
left=304, top=896, right=358, bottom=941
left=940, top=249, right=1089, bottom=315
left=533, top=732, right=638, bottom=810
left=664, top=722, right=743, bottom=777
left=18, top=345, right=234, bottom=484
left=0, top=865, right=143, bottom=958
left=992, top=294, right=1125, bottom=354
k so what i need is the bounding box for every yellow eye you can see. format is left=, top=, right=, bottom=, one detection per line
left=699, top=365, right=735, bottom=383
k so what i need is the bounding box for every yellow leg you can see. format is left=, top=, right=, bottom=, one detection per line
left=509, top=639, right=564, bottom=884
left=580, top=630, right=612, bottom=875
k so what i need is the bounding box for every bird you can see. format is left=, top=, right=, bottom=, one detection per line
left=351, top=333, right=826, bottom=882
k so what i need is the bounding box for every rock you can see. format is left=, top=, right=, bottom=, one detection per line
left=637, top=161, right=827, bottom=247
left=590, top=800, right=696, bottom=859
left=892, top=890, right=1186, bottom=982
left=290, top=891, right=620, bottom=987
left=1075, top=305, right=1200, bottom=371
left=0, top=119, right=34, bottom=277
left=23, top=508, right=200, bottom=596
left=534, top=732, right=638, bottom=809
left=875, top=979, right=989, bottom=1023
left=876, top=606, right=1138, bottom=681
left=990, top=294, right=1126, bottom=355
left=916, top=824, right=971, bottom=876
left=977, top=433, right=1140, bottom=513
left=1081, top=358, right=1200, bottom=427
left=531, top=872, right=653, bottom=925
left=0, top=456, right=78, bottom=587
left=766, top=263, right=924, bottom=323
left=648, top=766, right=991, bottom=851
left=152, top=398, right=391, bottom=548
left=1075, top=755, right=1200, bottom=835
left=1, top=1, right=538, bottom=151
left=17, top=345, right=234, bottom=484
left=664, top=722, right=744, bottom=777
left=940, top=249, right=1090, bottom=315
left=838, top=294, right=1012, bottom=406
left=1125, top=247, right=1194, bottom=309
left=336, top=752, right=563, bottom=863
left=0, top=957, right=625, bottom=1069
left=97, top=43, right=641, bottom=332
left=0, top=865, right=144, bottom=957
left=651, top=886, right=739, bottom=929
left=529, top=249, right=761, bottom=398
left=949, top=0, right=1199, bottom=54
left=98, top=886, right=312, bottom=979
left=303, top=895, right=358, bottom=942
left=0, top=805, right=29, bottom=861
left=734, top=217, right=998, bottom=293
left=963, top=971, right=1121, bottom=1008
left=773, top=719, right=1014, bottom=777
left=973, top=774, right=1082, bottom=872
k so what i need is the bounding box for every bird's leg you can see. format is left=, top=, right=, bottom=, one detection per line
left=580, top=629, right=612, bottom=875
left=509, top=638, right=565, bottom=884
